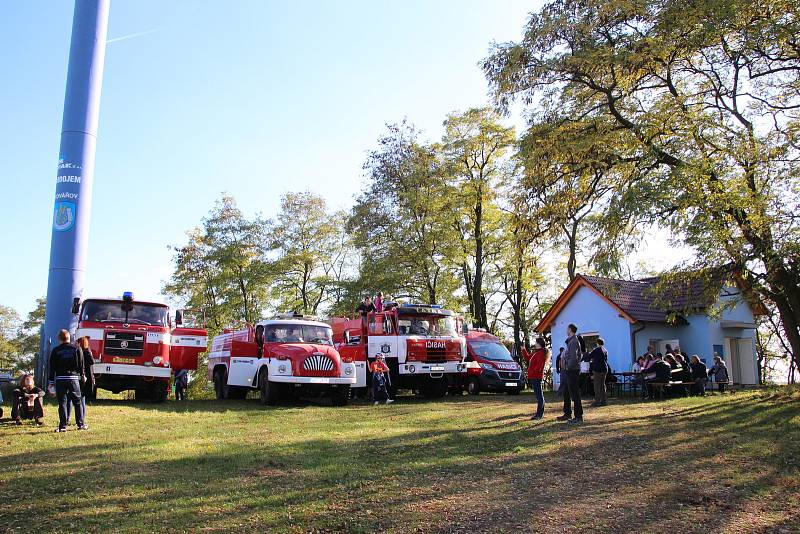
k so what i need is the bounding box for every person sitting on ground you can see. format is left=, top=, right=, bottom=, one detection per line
left=12, top=374, right=45, bottom=425
left=690, top=355, right=708, bottom=396
left=709, top=355, right=730, bottom=392
left=644, top=355, right=672, bottom=399
left=582, top=338, right=609, bottom=407
left=370, top=354, right=393, bottom=405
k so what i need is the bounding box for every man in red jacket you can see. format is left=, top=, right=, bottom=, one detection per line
left=523, top=337, right=549, bottom=420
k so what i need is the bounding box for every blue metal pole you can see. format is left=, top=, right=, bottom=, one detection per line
left=40, top=0, right=110, bottom=385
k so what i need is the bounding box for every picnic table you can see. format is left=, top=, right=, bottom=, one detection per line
left=611, top=372, right=642, bottom=397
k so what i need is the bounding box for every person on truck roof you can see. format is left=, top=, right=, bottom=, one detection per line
left=356, top=296, right=375, bottom=317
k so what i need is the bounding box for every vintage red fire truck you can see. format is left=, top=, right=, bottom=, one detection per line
left=207, top=315, right=355, bottom=406
left=330, top=303, right=467, bottom=398
left=73, top=292, right=207, bottom=401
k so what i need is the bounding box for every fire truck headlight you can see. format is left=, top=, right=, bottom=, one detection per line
left=344, top=365, right=353, bottom=376
left=409, top=364, right=416, bottom=373
left=278, top=364, right=287, bottom=374
left=152, top=356, right=162, bottom=365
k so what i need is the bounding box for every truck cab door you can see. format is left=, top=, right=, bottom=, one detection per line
left=367, top=313, right=399, bottom=361
left=170, top=327, right=207, bottom=371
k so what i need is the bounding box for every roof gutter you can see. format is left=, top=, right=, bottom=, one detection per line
left=630, top=322, right=646, bottom=363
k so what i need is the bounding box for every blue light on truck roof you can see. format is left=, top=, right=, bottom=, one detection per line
left=123, top=291, right=133, bottom=299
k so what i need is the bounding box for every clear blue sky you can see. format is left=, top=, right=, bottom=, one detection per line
left=1, top=0, right=537, bottom=317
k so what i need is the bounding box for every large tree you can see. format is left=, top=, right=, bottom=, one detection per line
left=442, top=108, right=515, bottom=328
left=267, top=191, right=351, bottom=315
left=485, top=0, right=800, bottom=358
left=164, top=196, right=271, bottom=333
left=350, top=122, right=462, bottom=308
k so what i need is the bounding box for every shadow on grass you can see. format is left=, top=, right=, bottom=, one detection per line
left=0, top=394, right=797, bottom=533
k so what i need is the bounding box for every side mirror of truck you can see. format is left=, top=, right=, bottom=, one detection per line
left=71, top=297, right=81, bottom=315
left=175, top=310, right=183, bottom=326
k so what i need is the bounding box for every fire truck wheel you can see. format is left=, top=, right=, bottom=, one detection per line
left=259, top=373, right=280, bottom=406
left=213, top=371, right=226, bottom=400
left=151, top=383, right=169, bottom=403
left=466, top=377, right=481, bottom=395
left=330, top=386, right=350, bottom=407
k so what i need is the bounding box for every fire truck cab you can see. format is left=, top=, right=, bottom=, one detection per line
left=74, top=293, right=207, bottom=402
left=330, top=303, right=467, bottom=398
left=207, top=315, right=355, bottom=406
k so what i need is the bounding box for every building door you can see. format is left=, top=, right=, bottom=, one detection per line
left=726, top=337, right=757, bottom=385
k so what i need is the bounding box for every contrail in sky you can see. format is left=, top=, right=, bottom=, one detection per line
left=107, top=29, right=159, bottom=44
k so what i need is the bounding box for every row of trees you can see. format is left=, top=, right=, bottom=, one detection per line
left=0, top=299, right=45, bottom=376
left=166, top=0, right=798, bottom=381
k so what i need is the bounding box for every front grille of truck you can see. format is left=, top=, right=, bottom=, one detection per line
left=424, top=348, right=447, bottom=362
left=104, top=332, right=145, bottom=357
left=302, top=354, right=334, bottom=372
left=498, top=371, right=521, bottom=380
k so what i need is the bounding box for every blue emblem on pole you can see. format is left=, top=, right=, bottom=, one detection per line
left=53, top=201, right=76, bottom=231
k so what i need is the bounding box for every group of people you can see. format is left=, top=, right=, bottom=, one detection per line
left=633, top=345, right=730, bottom=398
left=522, top=323, right=736, bottom=423
left=4, top=329, right=96, bottom=430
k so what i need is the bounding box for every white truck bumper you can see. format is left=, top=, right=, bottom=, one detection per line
left=93, top=363, right=171, bottom=379
left=399, top=361, right=465, bottom=375
left=269, top=375, right=356, bottom=385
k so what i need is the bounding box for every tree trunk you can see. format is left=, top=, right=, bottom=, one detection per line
left=565, top=219, right=578, bottom=281
left=473, top=194, right=486, bottom=329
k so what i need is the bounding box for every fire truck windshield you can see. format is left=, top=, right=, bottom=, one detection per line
left=81, top=300, right=169, bottom=327
left=264, top=324, right=334, bottom=345
left=397, top=315, right=457, bottom=337
left=470, top=341, right=513, bottom=361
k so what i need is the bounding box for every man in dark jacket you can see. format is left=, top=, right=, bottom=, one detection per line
left=557, top=324, right=583, bottom=423
left=644, top=355, right=671, bottom=399
left=48, top=329, right=86, bottom=432
left=583, top=338, right=609, bottom=407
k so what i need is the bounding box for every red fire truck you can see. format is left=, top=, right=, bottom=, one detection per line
left=330, top=303, right=467, bottom=398
left=74, top=292, right=207, bottom=402
left=207, top=315, right=355, bottom=406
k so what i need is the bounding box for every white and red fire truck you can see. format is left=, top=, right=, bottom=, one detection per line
left=74, top=292, right=207, bottom=402
left=330, top=303, right=467, bottom=398
left=207, top=315, right=355, bottom=406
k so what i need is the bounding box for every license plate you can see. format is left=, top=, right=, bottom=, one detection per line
left=431, top=366, right=445, bottom=372
left=505, top=382, right=517, bottom=387
left=308, top=377, right=327, bottom=384
left=113, top=357, right=135, bottom=364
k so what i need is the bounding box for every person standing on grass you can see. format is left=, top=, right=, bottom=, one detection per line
left=583, top=338, right=609, bottom=407
left=77, top=336, right=95, bottom=411
left=557, top=324, right=583, bottom=423
left=174, top=369, right=189, bottom=401
left=523, top=338, right=549, bottom=420
left=48, top=329, right=87, bottom=432
left=370, top=354, right=393, bottom=405
left=709, top=355, right=729, bottom=392
left=555, top=347, right=566, bottom=397
left=11, top=374, right=45, bottom=426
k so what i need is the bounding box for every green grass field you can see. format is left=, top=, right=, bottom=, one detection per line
left=1, top=389, right=798, bottom=533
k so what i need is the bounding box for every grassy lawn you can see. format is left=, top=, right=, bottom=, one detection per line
left=1, top=388, right=798, bottom=533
